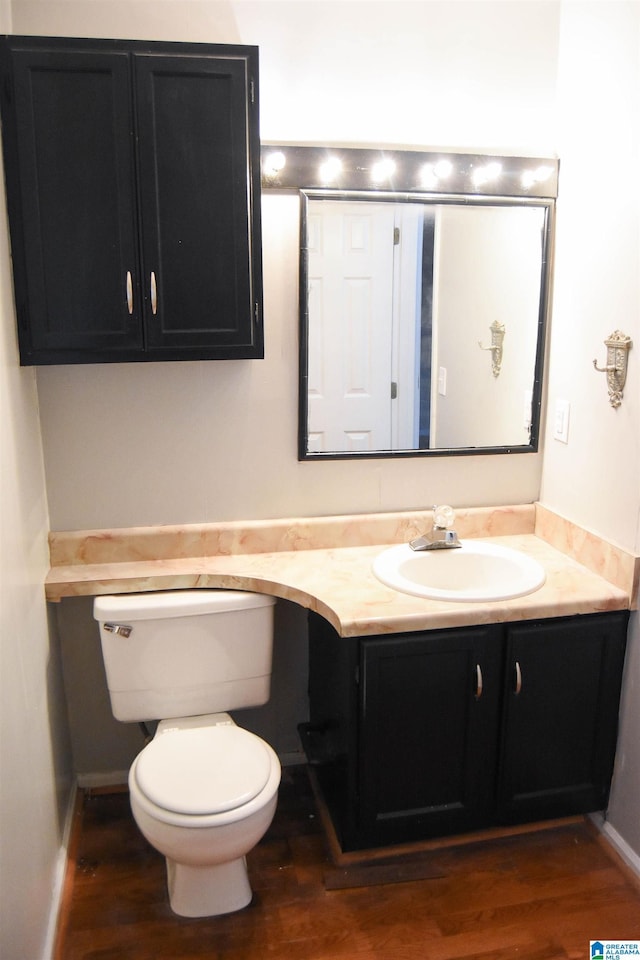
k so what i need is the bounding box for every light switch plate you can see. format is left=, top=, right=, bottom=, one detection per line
left=553, top=398, right=571, bottom=443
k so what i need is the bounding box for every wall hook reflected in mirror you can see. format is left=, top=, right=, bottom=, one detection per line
left=593, top=330, right=632, bottom=408
left=478, top=320, right=505, bottom=377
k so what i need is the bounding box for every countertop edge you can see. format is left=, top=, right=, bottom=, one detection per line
left=44, top=532, right=634, bottom=637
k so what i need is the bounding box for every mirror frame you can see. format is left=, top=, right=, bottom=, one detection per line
left=261, top=145, right=558, bottom=461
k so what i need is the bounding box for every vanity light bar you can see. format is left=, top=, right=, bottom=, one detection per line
left=261, top=145, right=559, bottom=199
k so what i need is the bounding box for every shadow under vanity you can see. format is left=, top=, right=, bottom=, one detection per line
left=46, top=504, right=637, bottom=855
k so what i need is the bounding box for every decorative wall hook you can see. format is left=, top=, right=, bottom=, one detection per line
left=593, top=330, right=632, bottom=408
left=478, top=320, right=505, bottom=377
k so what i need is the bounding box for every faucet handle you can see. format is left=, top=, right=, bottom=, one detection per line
left=433, top=505, right=455, bottom=529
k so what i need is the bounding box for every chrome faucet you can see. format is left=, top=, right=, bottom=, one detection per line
left=409, top=505, right=461, bottom=551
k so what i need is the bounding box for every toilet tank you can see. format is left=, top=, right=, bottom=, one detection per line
left=93, top=590, right=277, bottom=722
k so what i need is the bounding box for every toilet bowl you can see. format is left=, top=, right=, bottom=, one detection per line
left=93, top=589, right=281, bottom=918
left=128, top=713, right=280, bottom=917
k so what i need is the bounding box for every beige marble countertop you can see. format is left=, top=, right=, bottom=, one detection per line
left=45, top=504, right=637, bottom=637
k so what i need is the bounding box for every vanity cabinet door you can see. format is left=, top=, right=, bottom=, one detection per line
left=0, top=36, right=262, bottom=364
left=357, top=626, right=503, bottom=849
left=498, top=612, right=628, bottom=824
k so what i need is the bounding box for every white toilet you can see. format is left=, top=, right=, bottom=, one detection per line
left=93, top=589, right=281, bottom=918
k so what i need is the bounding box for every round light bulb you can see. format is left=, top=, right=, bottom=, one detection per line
left=263, top=151, right=286, bottom=178
left=434, top=159, right=453, bottom=179
left=371, top=158, right=396, bottom=183
left=419, top=163, right=438, bottom=189
left=319, top=156, right=342, bottom=183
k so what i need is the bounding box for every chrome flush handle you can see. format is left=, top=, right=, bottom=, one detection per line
left=104, top=622, right=133, bottom=638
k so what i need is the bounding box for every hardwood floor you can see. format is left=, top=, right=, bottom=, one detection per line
left=55, top=766, right=640, bottom=960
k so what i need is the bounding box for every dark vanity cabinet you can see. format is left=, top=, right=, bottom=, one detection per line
left=305, top=610, right=628, bottom=852
left=0, top=36, right=262, bottom=364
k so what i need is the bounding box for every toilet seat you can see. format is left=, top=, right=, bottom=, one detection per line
left=134, top=725, right=273, bottom=816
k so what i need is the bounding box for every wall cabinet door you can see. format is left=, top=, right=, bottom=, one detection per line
left=358, top=626, right=503, bottom=848
left=498, top=613, right=628, bottom=823
left=134, top=53, right=260, bottom=356
left=0, top=37, right=262, bottom=364
left=2, top=46, right=142, bottom=357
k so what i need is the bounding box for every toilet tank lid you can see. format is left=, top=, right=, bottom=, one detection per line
left=93, top=590, right=276, bottom=622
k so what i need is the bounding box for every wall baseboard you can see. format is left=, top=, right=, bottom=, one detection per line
left=590, top=813, right=640, bottom=879
left=77, top=750, right=306, bottom=790
left=42, top=783, right=78, bottom=960
left=77, top=770, right=129, bottom=789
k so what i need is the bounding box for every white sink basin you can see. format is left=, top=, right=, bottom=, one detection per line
left=372, top=540, right=546, bottom=602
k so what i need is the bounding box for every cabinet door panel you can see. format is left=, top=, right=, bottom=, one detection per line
left=135, top=54, right=261, bottom=356
left=499, top=614, right=628, bottom=821
left=359, top=627, right=502, bottom=847
left=6, top=48, right=141, bottom=359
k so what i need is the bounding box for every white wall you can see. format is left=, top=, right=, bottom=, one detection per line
left=11, top=0, right=562, bottom=792
left=542, top=0, right=640, bottom=859
left=434, top=205, right=543, bottom=448
left=16, top=0, right=563, bottom=531
left=0, top=5, right=74, bottom=959
left=1, top=12, right=638, bottom=959
left=542, top=1, right=639, bottom=551
left=236, top=0, right=560, bottom=152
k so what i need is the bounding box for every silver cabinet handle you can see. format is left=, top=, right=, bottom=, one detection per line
left=126, top=271, right=133, bottom=315
left=475, top=663, right=483, bottom=700
left=150, top=271, right=157, bottom=315
left=514, top=660, right=522, bottom=695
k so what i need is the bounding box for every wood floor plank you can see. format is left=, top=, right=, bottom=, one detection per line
left=56, top=766, right=640, bottom=960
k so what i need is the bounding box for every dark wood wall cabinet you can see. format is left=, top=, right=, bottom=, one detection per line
left=303, top=610, right=629, bottom=852
left=0, top=36, right=263, bottom=364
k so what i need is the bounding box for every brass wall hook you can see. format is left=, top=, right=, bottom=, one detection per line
left=593, top=330, right=632, bottom=408
left=478, top=320, right=505, bottom=377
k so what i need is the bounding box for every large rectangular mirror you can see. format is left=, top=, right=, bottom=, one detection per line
left=263, top=145, right=557, bottom=460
